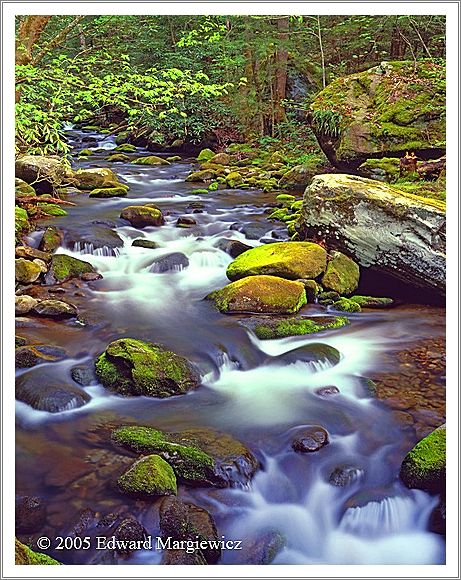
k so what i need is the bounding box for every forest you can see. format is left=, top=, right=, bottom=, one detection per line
left=14, top=14, right=447, bottom=568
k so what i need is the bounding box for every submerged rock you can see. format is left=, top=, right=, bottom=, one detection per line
left=329, top=465, right=364, bottom=487
left=95, top=338, right=200, bottom=397
left=120, top=205, right=165, bottom=228
left=299, top=174, right=446, bottom=295
left=44, top=254, right=96, bottom=285
left=226, top=241, right=327, bottom=281
left=150, top=252, right=189, bottom=273
left=272, top=343, right=341, bottom=368
left=16, top=372, right=90, bottom=412
left=117, top=455, right=177, bottom=497
left=292, top=426, right=329, bottom=452
left=207, top=276, right=307, bottom=314
left=15, top=345, right=67, bottom=368
left=215, top=238, right=253, bottom=258
left=70, top=364, right=98, bottom=386
left=246, top=315, right=349, bottom=340
left=315, top=385, right=340, bottom=397
left=33, top=300, right=78, bottom=318
left=16, top=496, right=46, bottom=533
left=322, top=251, right=360, bottom=295
left=400, top=424, right=446, bottom=492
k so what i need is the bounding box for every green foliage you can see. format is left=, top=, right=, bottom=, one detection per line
left=311, top=109, right=342, bottom=138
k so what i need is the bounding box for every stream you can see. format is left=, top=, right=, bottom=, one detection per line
left=15, top=128, right=446, bottom=565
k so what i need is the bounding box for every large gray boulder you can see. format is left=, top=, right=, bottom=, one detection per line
left=298, top=174, right=445, bottom=295
left=15, top=155, right=71, bottom=194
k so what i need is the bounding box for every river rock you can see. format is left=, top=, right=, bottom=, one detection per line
left=230, top=221, right=274, bottom=240
left=329, top=464, right=364, bottom=487
left=16, top=372, right=90, bottom=412
left=215, top=238, right=253, bottom=258
left=33, top=300, right=77, bottom=318
left=44, top=254, right=96, bottom=285
left=15, top=178, right=36, bottom=197
left=15, top=258, right=42, bottom=284
left=75, top=167, right=127, bottom=190
left=159, top=496, right=220, bottom=564
left=112, top=425, right=258, bottom=488
left=322, top=251, right=360, bottom=295
left=279, top=164, right=317, bottom=190
left=315, top=385, right=340, bottom=397
left=16, top=245, right=51, bottom=262
left=88, top=186, right=129, bottom=198
left=120, top=205, right=165, bottom=228
left=298, top=174, right=446, bottom=295
left=106, top=153, right=131, bottom=163
left=150, top=252, right=189, bottom=273
left=186, top=169, right=216, bottom=182
left=63, top=226, right=124, bottom=255
left=39, top=226, right=64, bottom=252
left=197, top=148, right=215, bottom=162
left=245, top=315, right=349, bottom=339
left=117, top=455, right=177, bottom=497
left=429, top=495, right=446, bottom=535
left=15, top=344, right=67, bottom=368
left=15, top=155, right=70, bottom=194
left=131, top=239, right=160, bottom=249
left=308, top=61, right=445, bottom=171
left=272, top=343, right=341, bottom=368
left=333, top=297, right=362, bottom=313
left=95, top=338, right=200, bottom=397
left=226, top=241, right=327, bottom=281
left=113, top=516, right=148, bottom=554
left=115, top=143, right=137, bottom=153
left=70, top=364, right=98, bottom=386
left=131, top=155, right=170, bottom=166
left=400, top=424, right=445, bottom=492
left=207, top=276, right=307, bottom=314
left=176, top=217, right=197, bottom=227
left=292, top=426, right=329, bottom=452
left=233, top=531, right=285, bottom=564
left=15, top=539, right=61, bottom=565
left=349, top=295, right=394, bottom=308
left=16, top=496, right=47, bottom=533
left=15, top=295, right=38, bottom=315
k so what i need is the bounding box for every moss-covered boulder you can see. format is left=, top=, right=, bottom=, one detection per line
left=350, top=295, right=394, bottom=308
left=15, top=155, right=70, bottom=194
left=299, top=174, right=446, bottom=295
left=15, top=178, right=36, bottom=198
left=120, top=205, right=164, bottom=228
left=75, top=167, right=127, bottom=190
left=400, top=424, right=446, bottom=492
left=15, top=539, right=61, bottom=565
left=321, top=251, right=360, bottom=295
left=131, top=155, right=170, bottom=166
left=44, top=254, right=95, bottom=285
left=246, top=315, right=349, bottom=339
left=33, top=299, right=78, bottom=318
left=112, top=425, right=258, bottom=488
left=207, top=275, right=306, bottom=314
left=15, top=258, right=42, bottom=283
left=279, top=164, right=317, bottom=190
left=15, top=295, right=39, bottom=315
left=358, top=157, right=400, bottom=183
left=333, top=297, right=361, bottom=313
left=197, top=148, right=215, bottom=162
left=95, top=338, right=200, bottom=397
left=131, top=239, right=160, bottom=249
left=117, top=455, right=177, bottom=497
left=185, top=169, right=216, bottom=182
left=115, top=143, right=137, bottom=153
left=15, top=207, right=30, bottom=240
left=79, top=148, right=94, bottom=156
left=309, top=61, right=446, bottom=171
left=106, top=153, right=131, bottom=163
left=226, top=171, right=243, bottom=188
left=36, top=203, right=67, bottom=217
left=226, top=241, right=327, bottom=282
left=39, top=226, right=63, bottom=252
left=89, top=186, right=129, bottom=198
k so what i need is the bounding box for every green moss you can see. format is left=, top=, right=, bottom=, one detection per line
left=15, top=206, right=30, bottom=238
left=15, top=179, right=36, bottom=197
left=112, top=426, right=214, bottom=483
left=89, top=187, right=129, bottom=198
left=269, top=208, right=290, bottom=221
left=400, top=425, right=446, bottom=492
left=322, top=252, right=360, bottom=295
left=117, top=454, right=177, bottom=497
left=333, top=297, right=361, bottom=313
left=115, top=143, right=137, bottom=152
left=226, top=241, right=327, bottom=282
left=253, top=315, right=349, bottom=339
left=350, top=295, right=394, bottom=308
left=167, top=155, right=182, bottom=162
left=186, top=170, right=216, bottom=182
left=36, top=203, right=67, bottom=216
left=15, top=539, right=61, bottom=565
left=131, top=155, right=170, bottom=166
left=192, top=188, right=209, bottom=195
left=95, top=338, right=199, bottom=397
left=197, top=148, right=215, bottom=162
left=79, top=148, right=94, bottom=156
left=208, top=181, right=219, bottom=191
left=49, top=254, right=95, bottom=283
left=106, top=153, right=131, bottom=163
left=226, top=171, right=243, bottom=188
left=40, top=226, right=61, bottom=252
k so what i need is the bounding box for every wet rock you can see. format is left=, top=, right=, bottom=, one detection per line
left=33, top=299, right=78, bottom=318
left=15, top=345, right=67, bottom=368
left=15, top=335, right=28, bottom=347
left=120, top=205, right=165, bottom=228
left=186, top=169, right=216, bottom=182
left=64, top=226, right=123, bottom=254
left=246, top=315, right=349, bottom=340
left=16, top=372, right=90, bottom=412
left=150, top=252, right=189, bottom=273
left=15, top=245, right=51, bottom=262
left=131, top=155, right=170, bottom=166
left=70, top=364, right=98, bottom=386
left=333, top=297, right=362, bottom=313
left=33, top=258, right=47, bottom=273
left=69, top=508, right=97, bottom=538
left=131, top=239, right=160, bottom=249
left=292, top=426, right=329, bottom=452
left=117, top=455, right=177, bottom=497
left=299, top=174, right=446, bottom=295
left=113, top=516, right=148, bottom=554
left=318, top=290, right=340, bottom=305
left=106, top=153, right=131, bottom=163
left=95, top=338, right=200, bottom=397
left=207, top=276, right=307, bottom=315
left=226, top=241, right=327, bottom=281
left=15, top=155, right=69, bottom=194
left=16, top=496, right=47, bottom=533
left=315, top=385, right=340, bottom=397
left=15, top=538, right=61, bottom=565
left=44, top=254, right=96, bottom=285
left=38, top=226, right=64, bottom=252
left=273, top=343, right=341, bottom=368
left=234, top=531, right=285, bottom=564
left=429, top=495, right=446, bottom=534
left=159, top=496, right=220, bottom=564
left=400, top=424, right=446, bottom=493
left=215, top=238, right=253, bottom=258
left=112, top=425, right=258, bottom=488
left=75, top=167, right=127, bottom=190
left=226, top=171, right=243, bottom=188
left=15, top=258, right=42, bottom=284
left=197, top=148, right=215, bottom=162
left=15, top=177, right=36, bottom=197
left=279, top=163, right=317, bottom=190
left=88, top=186, right=129, bottom=198
left=230, top=221, right=272, bottom=240
left=329, top=465, right=364, bottom=487
left=176, top=217, right=197, bottom=227
left=296, top=279, right=321, bottom=302
left=15, top=295, right=38, bottom=315
left=350, top=295, right=394, bottom=308
left=322, top=251, right=360, bottom=295
left=114, top=143, right=137, bottom=153
left=81, top=272, right=103, bottom=281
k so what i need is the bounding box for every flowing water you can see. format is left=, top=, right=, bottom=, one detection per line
left=15, top=128, right=446, bottom=565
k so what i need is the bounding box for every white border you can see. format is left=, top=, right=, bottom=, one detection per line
left=2, top=2, right=459, bottom=578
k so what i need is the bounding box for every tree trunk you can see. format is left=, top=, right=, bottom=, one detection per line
left=273, top=16, right=289, bottom=124
left=15, top=16, right=51, bottom=66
